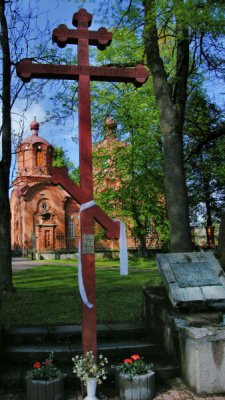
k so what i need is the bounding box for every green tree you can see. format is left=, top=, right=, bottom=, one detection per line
left=142, top=0, right=225, bottom=251
left=185, top=92, right=225, bottom=231
left=52, top=145, right=79, bottom=183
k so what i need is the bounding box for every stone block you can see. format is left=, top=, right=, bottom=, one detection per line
left=143, top=286, right=225, bottom=394
left=180, top=325, right=225, bottom=394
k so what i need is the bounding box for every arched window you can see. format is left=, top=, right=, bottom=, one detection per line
left=36, top=146, right=44, bottom=166
left=68, top=216, right=75, bottom=238
left=22, top=146, right=29, bottom=169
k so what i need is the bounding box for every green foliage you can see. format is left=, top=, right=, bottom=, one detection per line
left=52, top=145, right=79, bottom=183
left=26, top=352, right=66, bottom=381
left=114, top=354, right=153, bottom=379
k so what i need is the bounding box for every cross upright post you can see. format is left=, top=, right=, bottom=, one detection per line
left=16, top=8, right=149, bottom=357
left=74, top=9, right=93, bottom=196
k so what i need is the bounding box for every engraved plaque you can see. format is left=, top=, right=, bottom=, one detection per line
left=82, top=234, right=94, bottom=254
left=171, top=262, right=220, bottom=288
left=157, top=252, right=225, bottom=308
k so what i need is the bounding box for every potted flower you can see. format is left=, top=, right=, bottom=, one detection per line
left=72, top=350, right=108, bottom=400
left=26, top=352, right=66, bottom=400
left=114, top=354, right=155, bottom=400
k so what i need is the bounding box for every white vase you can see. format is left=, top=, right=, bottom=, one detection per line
left=84, top=377, right=99, bottom=400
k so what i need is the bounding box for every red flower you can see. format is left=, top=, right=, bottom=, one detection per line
left=33, top=361, right=41, bottom=369
left=123, top=358, right=133, bottom=364
left=131, top=354, right=141, bottom=361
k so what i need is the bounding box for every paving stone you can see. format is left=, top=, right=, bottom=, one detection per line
left=179, top=393, right=193, bottom=399
left=167, top=390, right=183, bottom=399
left=162, top=394, right=179, bottom=400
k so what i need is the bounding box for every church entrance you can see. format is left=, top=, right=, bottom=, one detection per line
left=36, top=224, right=56, bottom=251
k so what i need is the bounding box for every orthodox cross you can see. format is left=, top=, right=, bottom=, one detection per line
left=16, top=9, right=149, bottom=356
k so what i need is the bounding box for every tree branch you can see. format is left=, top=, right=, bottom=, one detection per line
left=187, top=123, right=225, bottom=159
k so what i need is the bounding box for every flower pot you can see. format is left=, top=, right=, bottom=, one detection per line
left=26, top=376, right=64, bottom=400
left=118, top=370, right=155, bottom=400
left=84, top=377, right=99, bottom=400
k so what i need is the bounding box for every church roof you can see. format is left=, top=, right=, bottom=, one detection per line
left=22, top=134, right=51, bottom=147
left=21, top=116, right=52, bottom=147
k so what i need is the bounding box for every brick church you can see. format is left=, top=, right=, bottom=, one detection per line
left=10, top=117, right=132, bottom=259
left=10, top=117, right=81, bottom=259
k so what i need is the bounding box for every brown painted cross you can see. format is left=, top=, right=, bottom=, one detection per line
left=16, top=8, right=149, bottom=356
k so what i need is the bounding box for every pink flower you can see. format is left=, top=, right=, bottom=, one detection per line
left=123, top=358, right=133, bottom=364
left=45, top=360, right=52, bottom=366
left=131, top=354, right=141, bottom=361
left=33, top=361, right=41, bottom=369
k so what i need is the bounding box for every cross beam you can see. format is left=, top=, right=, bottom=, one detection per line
left=51, top=166, right=120, bottom=239
left=17, top=59, right=148, bottom=87
left=16, top=8, right=149, bottom=357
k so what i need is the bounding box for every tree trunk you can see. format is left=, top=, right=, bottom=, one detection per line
left=0, top=0, right=13, bottom=292
left=163, top=123, right=192, bottom=252
left=137, top=234, right=147, bottom=257
left=142, top=0, right=193, bottom=252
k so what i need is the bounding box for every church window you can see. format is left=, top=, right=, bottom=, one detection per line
left=42, top=202, right=48, bottom=211
left=68, top=216, right=75, bottom=238
left=36, top=146, right=44, bottom=166
left=22, top=147, right=30, bottom=169
left=44, top=230, right=51, bottom=248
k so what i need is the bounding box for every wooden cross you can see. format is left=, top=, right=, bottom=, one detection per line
left=16, top=8, right=149, bottom=356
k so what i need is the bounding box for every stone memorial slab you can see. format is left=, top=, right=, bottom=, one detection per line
left=156, top=252, right=225, bottom=309
left=170, top=262, right=221, bottom=287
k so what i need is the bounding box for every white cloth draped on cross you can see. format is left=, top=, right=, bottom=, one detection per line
left=78, top=200, right=128, bottom=308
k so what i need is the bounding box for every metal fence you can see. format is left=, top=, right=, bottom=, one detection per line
left=55, top=233, right=79, bottom=250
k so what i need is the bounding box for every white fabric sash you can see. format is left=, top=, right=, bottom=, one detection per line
left=78, top=200, right=128, bottom=309
left=118, top=220, right=128, bottom=275
left=80, top=200, right=96, bottom=212
left=78, top=200, right=96, bottom=309
left=78, top=241, right=93, bottom=309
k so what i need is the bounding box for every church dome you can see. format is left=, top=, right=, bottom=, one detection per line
left=21, top=116, right=51, bottom=147
left=30, top=116, right=40, bottom=131
left=16, top=117, right=53, bottom=179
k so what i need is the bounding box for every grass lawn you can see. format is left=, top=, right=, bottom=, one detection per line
left=0, top=257, right=162, bottom=330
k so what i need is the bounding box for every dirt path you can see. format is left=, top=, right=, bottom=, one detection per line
left=12, top=257, right=42, bottom=272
